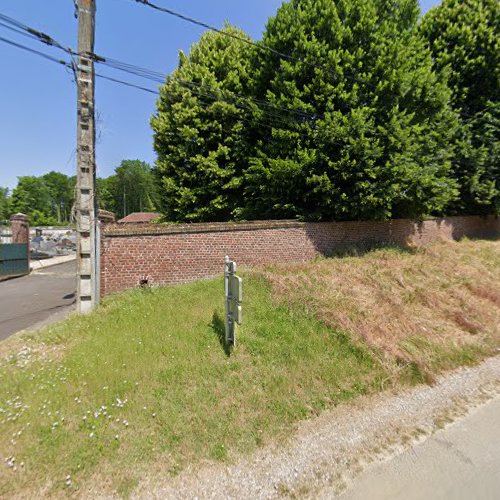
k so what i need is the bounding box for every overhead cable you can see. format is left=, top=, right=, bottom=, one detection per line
left=127, top=0, right=374, bottom=88
left=0, top=11, right=319, bottom=123
left=0, top=34, right=319, bottom=139
left=0, top=34, right=68, bottom=66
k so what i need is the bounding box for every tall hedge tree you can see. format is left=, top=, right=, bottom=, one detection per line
left=242, top=0, right=460, bottom=221
left=420, top=0, right=500, bottom=215
left=152, top=25, right=255, bottom=222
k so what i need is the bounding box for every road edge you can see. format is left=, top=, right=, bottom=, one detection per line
left=30, top=254, right=76, bottom=272
left=131, top=356, right=500, bottom=499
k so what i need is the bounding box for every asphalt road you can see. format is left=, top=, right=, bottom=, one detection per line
left=339, top=394, right=500, bottom=500
left=0, top=260, right=76, bottom=341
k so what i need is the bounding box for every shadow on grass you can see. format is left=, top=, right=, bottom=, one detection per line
left=460, top=234, right=500, bottom=243
left=211, top=311, right=231, bottom=357
left=326, top=241, right=417, bottom=259
left=327, top=235, right=499, bottom=258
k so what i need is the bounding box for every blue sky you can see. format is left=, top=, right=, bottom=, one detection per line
left=0, top=0, right=441, bottom=190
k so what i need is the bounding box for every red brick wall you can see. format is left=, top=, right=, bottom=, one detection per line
left=100, top=216, right=499, bottom=295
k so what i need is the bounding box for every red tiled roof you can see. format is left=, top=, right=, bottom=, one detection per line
left=117, top=212, right=161, bottom=224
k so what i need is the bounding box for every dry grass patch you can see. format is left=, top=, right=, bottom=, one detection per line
left=258, top=239, right=500, bottom=377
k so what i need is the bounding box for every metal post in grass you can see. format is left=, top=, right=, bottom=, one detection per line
left=224, top=256, right=242, bottom=348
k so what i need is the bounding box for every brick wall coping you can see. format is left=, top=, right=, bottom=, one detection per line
left=102, top=219, right=307, bottom=237
left=101, top=215, right=499, bottom=238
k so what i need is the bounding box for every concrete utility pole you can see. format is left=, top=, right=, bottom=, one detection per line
left=76, top=0, right=98, bottom=313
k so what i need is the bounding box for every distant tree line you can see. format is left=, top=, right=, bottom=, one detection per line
left=152, top=0, right=499, bottom=222
left=0, top=160, right=159, bottom=226
left=1, top=172, right=75, bottom=226
left=97, top=160, right=160, bottom=220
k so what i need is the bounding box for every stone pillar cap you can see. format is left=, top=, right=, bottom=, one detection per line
left=10, top=213, right=30, bottom=221
left=98, top=210, right=116, bottom=224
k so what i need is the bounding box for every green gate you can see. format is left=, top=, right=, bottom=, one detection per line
left=0, top=243, right=30, bottom=279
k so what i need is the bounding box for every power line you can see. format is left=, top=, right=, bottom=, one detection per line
left=0, top=33, right=159, bottom=93
left=0, top=33, right=369, bottom=173
left=95, top=55, right=321, bottom=123
left=0, top=11, right=320, bottom=123
left=3, top=10, right=479, bottom=136
left=0, top=13, right=353, bottom=179
left=95, top=59, right=323, bottom=126
left=0, top=34, right=69, bottom=67
left=129, top=0, right=485, bottom=116
left=0, top=11, right=81, bottom=77
left=93, top=55, right=320, bottom=130
left=0, top=12, right=68, bottom=52
left=120, top=1, right=500, bottom=126
left=102, top=55, right=317, bottom=120
left=5, top=6, right=482, bottom=129
left=0, top=20, right=41, bottom=42
left=1, top=28, right=481, bottom=133
left=127, top=0, right=375, bottom=88
left=0, top=33, right=318, bottom=140
left=0, top=28, right=423, bottom=146
left=95, top=71, right=159, bottom=95
left=129, top=0, right=319, bottom=69
left=0, top=5, right=355, bottom=96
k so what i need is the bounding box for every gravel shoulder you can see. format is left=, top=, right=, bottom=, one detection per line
left=134, top=356, right=500, bottom=499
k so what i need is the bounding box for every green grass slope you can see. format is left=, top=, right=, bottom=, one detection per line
left=0, top=239, right=498, bottom=497
left=0, top=274, right=384, bottom=497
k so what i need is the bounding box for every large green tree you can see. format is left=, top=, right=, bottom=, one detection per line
left=96, top=176, right=116, bottom=213
left=420, top=0, right=499, bottom=118
left=110, top=160, right=159, bottom=219
left=419, top=0, right=500, bottom=214
left=0, top=187, right=10, bottom=223
left=42, top=171, right=75, bottom=223
left=242, top=0, right=460, bottom=221
left=10, top=176, right=56, bottom=226
left=151, top=25, right=255, bottom=222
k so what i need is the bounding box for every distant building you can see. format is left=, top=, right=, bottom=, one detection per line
left=117, top=212, right=161, bottom=224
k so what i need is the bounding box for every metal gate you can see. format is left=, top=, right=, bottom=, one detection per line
left=0, top=243, right=29, bottom=279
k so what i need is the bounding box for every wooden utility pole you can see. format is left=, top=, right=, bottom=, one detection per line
left=76, top=0, right=98, bottom=313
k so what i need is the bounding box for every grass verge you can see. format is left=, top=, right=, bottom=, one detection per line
left=0, top=239, right=498, bottom=497
left=0, top=273, right=385, bottom=497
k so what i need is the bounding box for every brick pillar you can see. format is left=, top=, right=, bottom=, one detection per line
left=10, top=213, right=30, bottom=270
left=10, top=213, right=30, bottom=245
